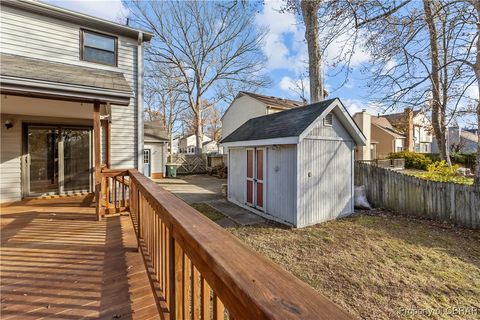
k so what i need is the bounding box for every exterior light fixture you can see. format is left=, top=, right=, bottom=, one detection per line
left=4, top=120, right=13, bottom=129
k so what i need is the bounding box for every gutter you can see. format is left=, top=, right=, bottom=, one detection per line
left=137, top=33, right=144, bottom=172
left=0, top=76, right=131, bottom=105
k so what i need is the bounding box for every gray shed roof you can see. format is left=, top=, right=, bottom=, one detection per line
left=221, top=98, right=337, bottom=143
left=1, top=54, right=131, bottom=92
left=144, top=120, right=169, bottom=142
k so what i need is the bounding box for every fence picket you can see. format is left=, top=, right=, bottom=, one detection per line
left=354, top=162, right=478, bottom=229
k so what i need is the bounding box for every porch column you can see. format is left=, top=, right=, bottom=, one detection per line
left=94, top=101, right=102, bottom=220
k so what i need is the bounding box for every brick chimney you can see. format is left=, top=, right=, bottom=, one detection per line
left=404, top=108, right=414, bottom=151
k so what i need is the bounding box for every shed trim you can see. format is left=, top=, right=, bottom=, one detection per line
left=221, top=136, right=298, bottom=147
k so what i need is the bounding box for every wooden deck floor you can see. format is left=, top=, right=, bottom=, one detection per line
left=0, top=195, right=160, bottom=320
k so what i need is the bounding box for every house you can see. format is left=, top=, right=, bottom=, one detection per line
left=144, top=121, right=168, bottom=178
left=178, top=134, right=212, bottom=154
left=221, top=91, right=304, bottom=140
left=432, top=126, right=479, bottom=153
left=0, top=0, right=152, bottom=202
left=221, top=98, right=366, bottom=228
left=203, top=139, right=222, bottom=154
left=353, top=108, right=433, bottom=160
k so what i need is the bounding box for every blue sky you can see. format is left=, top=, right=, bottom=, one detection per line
left=45, top=0, right=376, bottom=115
left=44, top=0, right=478, bottom=124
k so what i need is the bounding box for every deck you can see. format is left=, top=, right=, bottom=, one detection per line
left=0, top=195, right=160, bottom=320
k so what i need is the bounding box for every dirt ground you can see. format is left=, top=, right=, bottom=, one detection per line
left=227, top=211, right=480, bottom=320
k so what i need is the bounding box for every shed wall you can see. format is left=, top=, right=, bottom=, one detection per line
left=228, top=148, right=246, bottom=205
left=145, top=142, right=167, bottom=178
left=297, top=139, right=354, bottom=227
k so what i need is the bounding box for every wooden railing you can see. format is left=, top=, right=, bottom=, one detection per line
left=97, top=168, right=130, bottom=219
left=125, top=169, right=352, bottom=320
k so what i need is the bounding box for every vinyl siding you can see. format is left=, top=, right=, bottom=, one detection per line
left=0, top=5, right=139, bottom=170
left=228, top=148, right=246, bottom=205
left=297, top=139, right=354, bottom=227
left=307, top=113, right=351, bottom=140
left=221, top=95, right=267, bottom=140
left=265, top=145, right=296, bottom=225
left=144, top=142, right=167, bottom=176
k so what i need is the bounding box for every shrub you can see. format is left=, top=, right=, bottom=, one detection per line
left=414, top=161, right=473, bottom=185
left=388, top=151, right=432, bottom=170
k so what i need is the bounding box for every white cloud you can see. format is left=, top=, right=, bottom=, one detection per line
left=323, top=28, right=370, bottom=68
left=342, top=98, right=381, bottom=116
left=279, top=75, right=310, bottom=100
left=255, top=1, right=306, bottom=72
left=44, top=0, right=128, bottom=23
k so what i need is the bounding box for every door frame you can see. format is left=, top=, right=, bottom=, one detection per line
left=143, top=148, right=151, bottom=177
left=22, top=123, right=93, bottom=198
left=245, top=147, right=266, bottom=211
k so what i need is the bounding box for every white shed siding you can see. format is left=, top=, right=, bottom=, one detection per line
left=145, top=142, right=167, bottom=175
left=0, top=5, right=139, bottom=169
left=265, top=145, right=296, bottom=225
left=228, top=148, right=246, bottom=205
left=221, top=95, right=267, bottom=139
left=307, top=113, right=351, bottom=140
left=297, top=139, right=354, bottom=227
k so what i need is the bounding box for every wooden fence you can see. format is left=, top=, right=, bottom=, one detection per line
left=354, top=162, right=480, bottom=229
left=170, top=154, right=207, bottom=174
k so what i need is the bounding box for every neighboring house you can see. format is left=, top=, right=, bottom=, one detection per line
left=221, top=91, right=304, bottom=140
left=432, top=127, right=479, bottom=153
left=384, top=109, right=433, bottom=153
left=0, top=0, right=152, bottom=202
left=170, top=137, right=180, bottom=154
left=178, top=134, right=212, bottom=154
left=221, top=98, right=366, bottom=228
left=353, top=108, right=432, bottom=160
left=202, top=140, right=222, bottom=154
left=144, top=121, right=168, bottom=178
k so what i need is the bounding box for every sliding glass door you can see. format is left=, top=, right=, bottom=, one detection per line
left=26, top=125, right=92, bottom=197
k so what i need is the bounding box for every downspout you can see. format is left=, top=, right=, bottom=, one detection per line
left=137, top=32, right=144, bottom=172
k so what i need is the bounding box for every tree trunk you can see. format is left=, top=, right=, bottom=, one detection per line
left=301, top=0, right=324, bottom=103
left=473, top=0, right=480, bottom=186
left=195, top=107, right=203, bottom=155
left=423, top=0, right=451, bottom=166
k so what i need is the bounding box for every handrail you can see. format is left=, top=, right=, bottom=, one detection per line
left=97, top=168, right=130, bottom=218
left=127, top=168, right=352, bottom=320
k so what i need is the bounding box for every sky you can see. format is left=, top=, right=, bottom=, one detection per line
left=45, top=0, right=477, bottom=124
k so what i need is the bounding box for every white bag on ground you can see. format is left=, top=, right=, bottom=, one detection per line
left=354, top=185, right=372, bottom=210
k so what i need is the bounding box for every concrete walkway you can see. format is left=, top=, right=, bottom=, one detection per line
left=155, top=175, right=265, bottom=227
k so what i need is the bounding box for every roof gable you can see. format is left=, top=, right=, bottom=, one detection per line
left=221, top=98, right=366, bottom=146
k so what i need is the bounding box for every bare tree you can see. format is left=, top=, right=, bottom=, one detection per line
left=127, top=1, right=269, bottom=154
left=145, top=63, right=188, bottom=157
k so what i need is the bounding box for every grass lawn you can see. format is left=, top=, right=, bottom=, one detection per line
left=227, top=211, right=480, bottom=320
left=190, top=202, right=225, bottom=222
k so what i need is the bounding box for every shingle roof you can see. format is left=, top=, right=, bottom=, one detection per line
left=144, top=120, right=169, bottom=142
left=383, top=110, right=421, bottom=123
left=221, top=98, right=336, bottom=143
left=240, top=91, right=305, bottom=109
left=0, top=54, right=131, bottom=92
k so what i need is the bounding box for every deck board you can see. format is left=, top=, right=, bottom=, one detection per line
left=0, top=195, right=160, bottom=320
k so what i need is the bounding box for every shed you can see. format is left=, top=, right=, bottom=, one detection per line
left=221, top=98, right=366, bottom=227
left=144, top=121, right=169, bottom=178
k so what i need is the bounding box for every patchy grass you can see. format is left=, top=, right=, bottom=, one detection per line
left=227, top=211, right=480, bottom=320
left=190, top=202, right=225, bottom=222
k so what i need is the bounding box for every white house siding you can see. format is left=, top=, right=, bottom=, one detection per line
left=221, top=95, right=267, bottom=140
left=265, top=145, right=297, bottom=225
left=227, top=148, right=246, bottom=205
left=307, top=113, right=352, bottom=140
left=144, top=142, right=167, bottom=177
left=297, top=139, right=354, bottom=227
left=0, top=5, right=139, bottom=169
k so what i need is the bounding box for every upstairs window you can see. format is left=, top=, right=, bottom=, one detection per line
left=80, top=30, right=117, bottom=66
left=323, top=113, right=333, bottom=126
